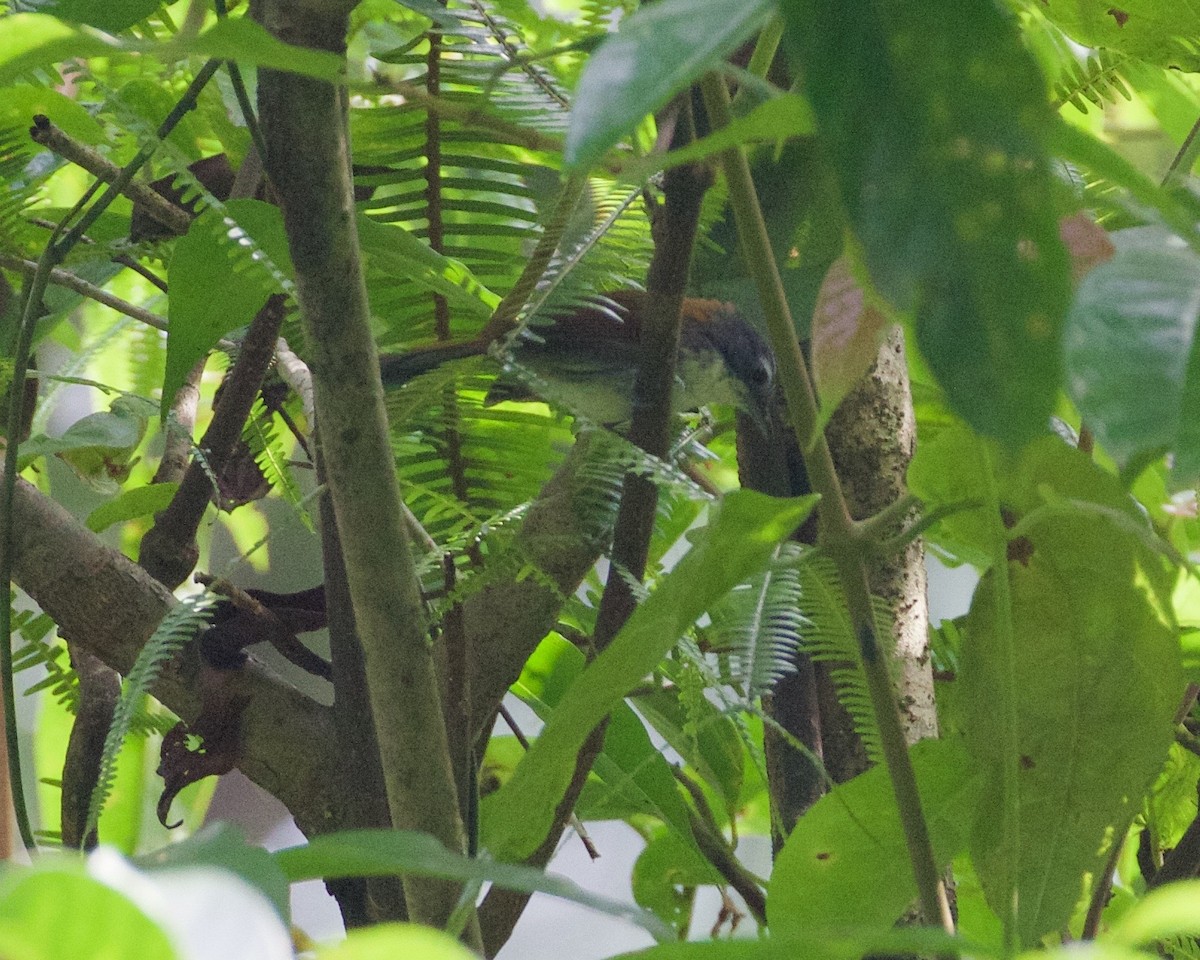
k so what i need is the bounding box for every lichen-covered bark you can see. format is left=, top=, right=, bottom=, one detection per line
left=824, top=327, right=937, bottom=755
left=252, top=0, right=468, bottom=929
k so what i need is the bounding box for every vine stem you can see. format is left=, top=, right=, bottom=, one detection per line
left=698, top=73, right=953, bottom=933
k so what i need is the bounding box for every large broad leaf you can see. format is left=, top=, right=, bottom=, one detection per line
left=607, top=928, right=979, bottom=960
left=1036, top=0, right=1200, bottom=72
left=768, top=737, right=978, bottom=939
left=18, top=395, right=154, bottom=494
left=357, top=215, right=498, bottom=321
left=564, top=0, right=774, bottom=169
left=37, top=0, right=163, bottom=33
left=166, top=199, right=293, bottom=409
left=0, top=858, right=178, bottom=960
left=782, top=0, right=1071, bottom=446
left=960, top=444, right=1181, bottom=945
left=1105, top=879, right=1200, bottom=949
left=484, top=490, right=818, bottom=861
left=1064, top=226, right=1200, bottom=483
left=136, top=823, right=290, bottom=923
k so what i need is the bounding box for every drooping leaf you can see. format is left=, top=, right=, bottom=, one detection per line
left=618, top=93, right=816, bottom=182
left=137, top=823, right=290, bottom=922
left=38, top=0, right=163, bottom=33
left=0, top=85, right=105, bottom=144
left=86, top=482, right=180, bottom=533
left=274, top=830, right=671, bottom=941
left=0, top=14, right=343, bottom=86
left=631, top=828, right=718, bottom=936
left=19, top=395, right=153, bottom=494
left=809, top=252, right=897, bottom=426
left=492, top=631, right=709, bottom=855
left=1064, top=226, right=1200, bottom=483
left=960, top=484, right=1181, bottom=945
left=565, top=0, right=774, bottom=169
left=906, top=424, right=999, bottom=570
left=782, top=0, right=1071, bottom=446
left=165, top=199, right=292, bottom=412
left=768, top=737, right=978, bottom=938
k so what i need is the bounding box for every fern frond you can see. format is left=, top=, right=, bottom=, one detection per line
left=578, top=0, right=634, bottom=32
left=794, top=554, right=886, bottom=762
left=0, top=124, right=41, bottom=257
left=706, top=542, right=809, bottom=699
left=127, top=321, right=168, bottom=398
left=242, top=396, right=313, bottom=531
left=1055, top=50, right=1133, bottom=113
left=388, top=357, right=576, bottom=545
left=86, top=593, right=217, bottom=835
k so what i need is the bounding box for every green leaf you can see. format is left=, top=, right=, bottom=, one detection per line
left=564, top=0, right=774, bottom=169
left=166, top=199, right=292, bottom=411
left=317, top=924, right=477, bottom=960
left=782, top=0, right=1071, bottom=446
left=39, top=0, right=163, bottom=33
left=905, top=423, right=996, bottom=569
left=0, top=85, right=105, bottom=145
left=633, top=687, right=744, bottom=819
left=618, top=93, right=816, bottom=181
left=137, top=823, right=291, bottom=923
left=19, top=395, right=152, bottom=494
left=961, top=497, right=1181, bottom=945
left=1037, top=1, right=1200, bottom=72
left=274, top=830, right=671, bottom=942
left=768, top=737, right=978, bottom=938
left=0, top=859, right=178, bottom=960
left=357, top=215, right=499, bottom=320
left=86, top=482, right=179, bottom=533
left=0, top=14, right=343, bottom=86
left=1064, top=226, right=1200, bottom=482
left=1106, top=879, right=1200, bottom=948
left=608, top=928, right=982, bottom=960
left=483, top=491, right=817, bottom=861
left=1051, top=122, right=1200, bottom=258
left=631, top=829, right=716, bottom=936
left=492, top=633, right=704, bottom=850
left=183, top=18, right=342, bottom=79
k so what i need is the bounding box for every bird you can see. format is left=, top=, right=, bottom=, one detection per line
left=378, top=291, right=776, bottom=430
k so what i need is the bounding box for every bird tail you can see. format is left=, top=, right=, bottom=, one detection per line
left=378, top=340, right=486, bottom=386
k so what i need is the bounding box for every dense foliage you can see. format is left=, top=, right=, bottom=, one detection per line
left=4, top=1, right=1200, bottom=959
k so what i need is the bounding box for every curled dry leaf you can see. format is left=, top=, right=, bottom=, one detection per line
left=1059, top=211, right=1116, bottom=285
left=810, top=253, right=895, bottom=425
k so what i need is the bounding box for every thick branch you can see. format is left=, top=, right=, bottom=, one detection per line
left=139, top=294, right=287, bottom=588
left=5, top=472, right=339, bottom=836
left=253, top=0, right=468, bottom=929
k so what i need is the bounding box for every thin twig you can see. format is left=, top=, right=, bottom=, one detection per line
left=674, top=768, right=767, bottom=924
left=0, top=253, right=168, bottom=332
left=29, top=117, right=193, bottom=236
